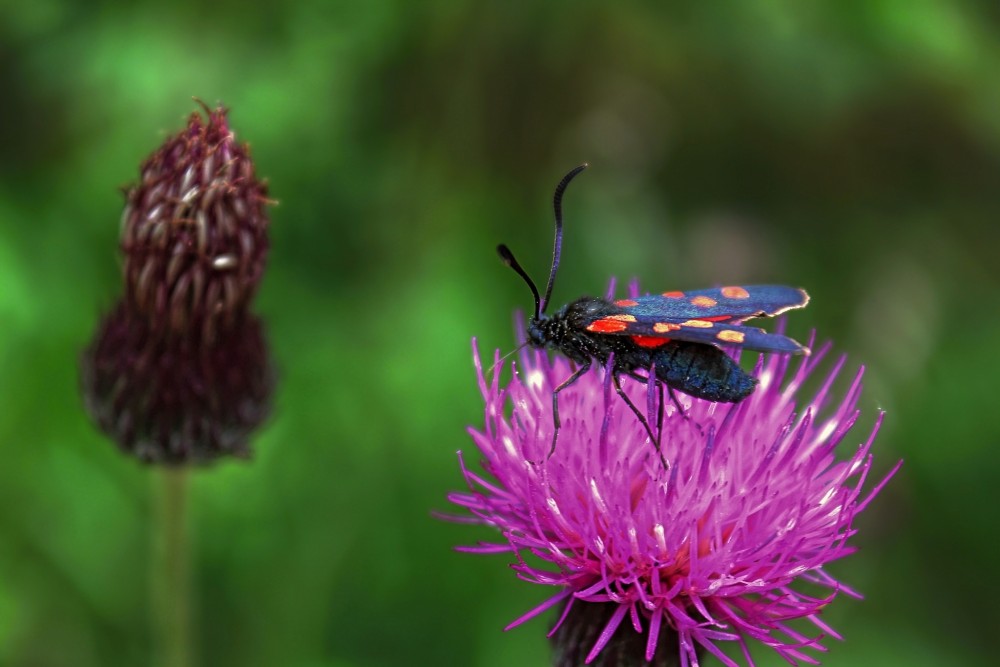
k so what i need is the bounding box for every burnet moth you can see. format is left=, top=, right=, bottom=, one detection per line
left=497, top=164, right=810, bottom=459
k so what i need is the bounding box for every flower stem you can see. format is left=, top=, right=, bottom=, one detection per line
left=153, top=467, right=193, bottom=667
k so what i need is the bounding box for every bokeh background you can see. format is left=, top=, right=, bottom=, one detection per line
left=2, top=1, right=998, bottom=665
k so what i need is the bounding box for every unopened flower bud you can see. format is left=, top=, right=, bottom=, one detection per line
left=84, top=102, right=275, bottom=465
left=120, top=102, right=270, bottom=344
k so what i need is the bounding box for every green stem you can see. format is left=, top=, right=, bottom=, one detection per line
left=153, top=467, right=193, bottom=667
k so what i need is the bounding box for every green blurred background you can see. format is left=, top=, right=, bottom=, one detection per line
left=1, top=1, right=998, bottom=665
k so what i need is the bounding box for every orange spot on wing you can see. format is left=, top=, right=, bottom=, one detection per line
left=691, top=296, right=718, bottom=308
left=681, top=319, right=714, bottom=328
left=653, top=322, right=682, bottom=333
left=717, top=330, right=746, bottom=343
left=631, top=335, right=670, bottom=348
left=586, top=314, right=636, bottom=333
left=614, top=299, right=638, bottom=307
left=662, top=291, right=685, bottom=298
left=721, top=286, right=750, bottom=299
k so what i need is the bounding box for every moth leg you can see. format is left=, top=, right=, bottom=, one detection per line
left=612, top=373, right=667, bottom=468
left=625, top=370, right=702, bottom=437
left=621, top=370, right=663, bottom=441
left=667, top=386, right=705, bottom=436
left=547, top=361, right=592, bottom=459
left=626, top=369, right=649, bottom=383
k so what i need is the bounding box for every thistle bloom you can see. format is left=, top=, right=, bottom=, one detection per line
left=449, top=314, right=898, bottom=666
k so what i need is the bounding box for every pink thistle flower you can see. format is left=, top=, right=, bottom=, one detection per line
left=448, top=312, right=899, bottom=666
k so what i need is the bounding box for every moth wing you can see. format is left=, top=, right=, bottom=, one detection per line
left=619, top=285, right=808, bottom=323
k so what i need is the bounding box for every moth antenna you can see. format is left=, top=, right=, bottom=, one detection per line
left=541, top=163, right=588, bottom=313
left=497, top=244, right=541, bottom=320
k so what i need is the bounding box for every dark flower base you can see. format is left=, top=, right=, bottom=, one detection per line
left=551, top=601, right=693, bottom=667
left=81, top=302, right=274, bottom=465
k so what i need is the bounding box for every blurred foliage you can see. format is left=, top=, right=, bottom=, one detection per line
left=1, top=0, right=998, bottom=665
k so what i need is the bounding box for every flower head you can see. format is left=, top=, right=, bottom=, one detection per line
left=82, top=102, right=274, bottom=465
left=121, top=101, right=270, bottom=344
left=449, top=308, right=899, bottom=666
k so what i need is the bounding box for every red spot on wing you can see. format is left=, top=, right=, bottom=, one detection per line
left=586, top=314, right=636, bottom=333
left=614, top=299, right=638, bottom=307
left=698, top=315, right=731, bottom=322
left=662, top=291, right=685, bottom=298
left=631, top=335, right=670, bottom=348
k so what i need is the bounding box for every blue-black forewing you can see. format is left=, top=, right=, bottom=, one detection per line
left=621, top=285, right=808, bottom=322
left=583, top=284, right=810, bottom=354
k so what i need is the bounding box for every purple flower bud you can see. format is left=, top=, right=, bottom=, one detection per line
left=120, top=102, right=270, bottom=344
left=83, top=102, right=274, bottom=465
left=448, top=313, right=900, bottom=666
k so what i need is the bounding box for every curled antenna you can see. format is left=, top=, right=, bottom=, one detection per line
left=541, top=163, right=588, bottom=313
left=497, top=244, right=540, bottom=320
